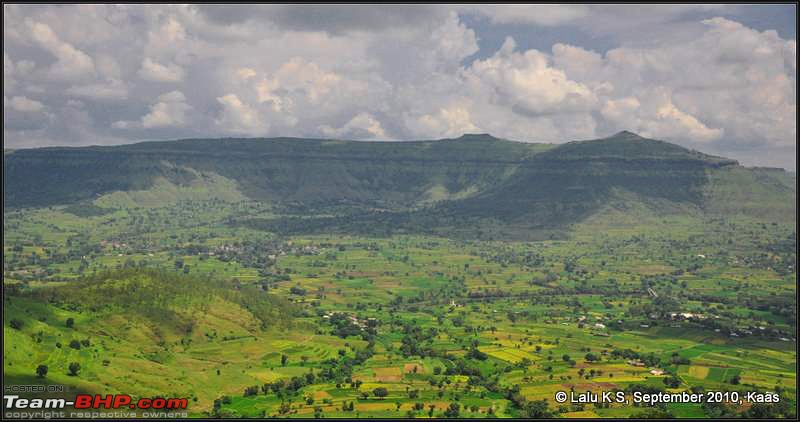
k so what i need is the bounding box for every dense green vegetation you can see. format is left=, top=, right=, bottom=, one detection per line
left=3, top=132, right=796, bottom=418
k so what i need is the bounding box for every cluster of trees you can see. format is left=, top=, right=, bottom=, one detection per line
left=399, top=324, right=438, bottom=357
left=609, top=348, right=661, bottom=367
left=326, top=313, right=376, bottom=340
left=504, top=384, right=553, bottom=418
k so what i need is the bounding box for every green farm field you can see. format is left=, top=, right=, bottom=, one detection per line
left=4, top=197, right=796, bottom=418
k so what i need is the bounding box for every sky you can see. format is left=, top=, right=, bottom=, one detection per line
left=3, top=4, right=797, bottom=169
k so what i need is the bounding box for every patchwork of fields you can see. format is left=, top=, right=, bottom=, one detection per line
left=3, top=200, right=797, bottom=418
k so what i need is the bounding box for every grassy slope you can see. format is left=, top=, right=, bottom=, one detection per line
left=704, top=166, right=797, bottom=222
left=2, top=270, right=309, bottom=413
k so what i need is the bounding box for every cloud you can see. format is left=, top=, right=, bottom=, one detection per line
left=146, top=17, right=187, bottom=54
left=66, top=79, right=129, bottom=101
left=196, top=4, right=448, bottom=34
left=236, top=67, right=257, bottom=80
left=430, top=12, right=479, bottom=65
left=320, top=112, right=387, bottom=139
left=551, top=17, right=795, bottom=154
left=407, top=105, right=480, bottom=139
left=138, top=58, right=185, bottom=82
left=4, top=95, right=45, bottom=112
left=2, top=5, right=796, bottom=168
left=465, top=5, right=590, bottom=26
left=3, top=52, right=14, bottom=87
left=464, top=37, right=598, bottom=116
left=26, top=19, right=95, bottom=81
left=601, top=91, right=723, bottom=143
left=142, top=91, right=191, bottom=128
left=215, top=94, right=268, bottom=135
left=257, top=57, right=345, bottom=106
left=113, top=90, right=191, bottom=129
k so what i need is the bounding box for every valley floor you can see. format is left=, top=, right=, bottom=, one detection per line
left=3, top=200, right=797, bottom=418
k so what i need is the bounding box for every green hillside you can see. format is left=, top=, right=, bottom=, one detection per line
left=4, top=131, right=794, bottom=240
left=3, top=269, right=305, bottom=412
left=3, top=134, right=549, bottom=211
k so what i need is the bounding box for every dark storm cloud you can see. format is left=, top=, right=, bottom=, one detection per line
left=197, top=4, right=448, bottom=34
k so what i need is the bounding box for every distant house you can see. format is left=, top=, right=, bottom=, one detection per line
left=650, top=369, right=665, bottom=376
left=594, top=323, right=606, bottom=329
left=628, top=360, right=646, bottom=367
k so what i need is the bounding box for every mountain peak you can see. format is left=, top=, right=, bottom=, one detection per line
left=456, top=133, right=502, bottom=142
left=611, top=130, right=646, bottom=139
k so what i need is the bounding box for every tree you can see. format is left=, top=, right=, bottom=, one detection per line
left=444, top=402, right=460, bottom=418
left=524, top=399, right=552, bottom=418
left=281, top=354, right=288, bottom=366
left=663, top=376, right=681, bottom=388
left=373, top=387, right=389, bottom=399
left=467, top=347, right=487, bottom=360
left=36, top=364, right=48, bottom=378
left=68, top=362, right=81, bottom=376
left=730, top=375, right=741, bottom=385
left=66, top=318, right=75, bottom=328
left=9, top=319, right=23, bottom=330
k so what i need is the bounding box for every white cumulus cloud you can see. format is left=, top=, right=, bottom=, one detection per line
left=215, top=94, right=268, bottom=135
left=138, top=58, right=186, bottom=83
left=26, top=19, right=95, bottom=81
left=320, top=112, right=388, bottom=139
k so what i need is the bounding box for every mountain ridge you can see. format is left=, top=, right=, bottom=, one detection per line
left=4, top=131, right=794, bottom=238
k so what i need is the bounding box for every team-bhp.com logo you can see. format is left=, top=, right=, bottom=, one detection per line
left=5, top=394, right=188, bottom=410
